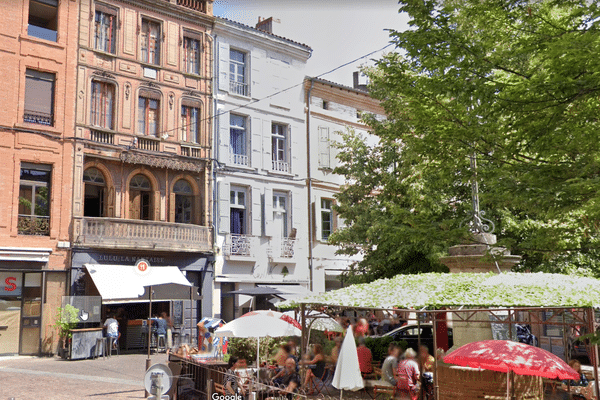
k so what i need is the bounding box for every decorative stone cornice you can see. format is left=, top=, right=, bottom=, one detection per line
left=120, top=151, right=206, bottom=172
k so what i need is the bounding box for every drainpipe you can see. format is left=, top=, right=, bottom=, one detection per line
left=210, top=31, right=219, bottom=318
left=306, top=78, right=315, bottom=291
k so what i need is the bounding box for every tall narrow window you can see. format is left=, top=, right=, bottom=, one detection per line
left=138, top=96, right=159, bottom=136
left=90, top=81, right=115, bottom=129
left=183, top=37, right=201, bottom=75
left=24, top=69, right=55, bottom=127
left=181, top=105, right=199, bottom=143
left=230, top=187, right=246, bottom=235
left=273, top=193, right=288, bottom=238
left=271, top=123, right=288, bottom=172
left=18, top=163, right=51, bottom=236
left=141, top=19, right=161, bottom=65
left=229, top=114, right=247, bottom=166
left=28, top=0, right=58, bottom=42
left=229, top=49, right=248, bottom=96
left=129, top=174, right=152, bottom=220
left=173, top=179, right=193, bottom=224
left=83, top=167, right=106, bottom=217
left=94, top=9, right=116, bottom=54
left=321, top=199, right=333, bottom=241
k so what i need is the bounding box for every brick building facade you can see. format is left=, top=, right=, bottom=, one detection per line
left=0, top=0, right=79, bottom=355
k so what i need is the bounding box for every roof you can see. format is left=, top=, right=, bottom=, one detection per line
left=307, top=77, right=370, bottom=95
left=216, top=17, right=312, bottom=52
left=278, top=272, right=600, bottom=309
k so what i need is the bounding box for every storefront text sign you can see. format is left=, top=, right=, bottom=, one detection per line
left=0, top=272, right=22, bottom=296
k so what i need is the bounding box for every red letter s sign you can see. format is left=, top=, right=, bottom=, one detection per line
left=4, top=277, right=17, bottom=291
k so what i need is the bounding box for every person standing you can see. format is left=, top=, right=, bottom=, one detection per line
left=382, top=344, right=401, bottom=386
left=356, top=337, right=373, bottom=376
left=397, top=348, right=420, bottom=400
left=103, top=314, right=120, bottom=349
left=160, top=312, right=173, bottom=348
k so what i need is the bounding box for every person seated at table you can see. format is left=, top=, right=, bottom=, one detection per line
left=397, top=348, right=420, bottom=400
left=382, top=343, right=401, bottom=386
left=328, top=336, right=343, bottom=364
left=270, top=358, right=300, bottom=399
left=560, top=359, right=589, bottom=399
left=224, top=356, right=246, bottom=399
left=301, top=344, right=326, bottom=394
left=357, top=337, right=373, bottom=376
left=355, top=318, right=369, bottom=337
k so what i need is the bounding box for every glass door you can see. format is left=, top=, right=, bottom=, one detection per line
left=20, top=273, right=42, bottom=355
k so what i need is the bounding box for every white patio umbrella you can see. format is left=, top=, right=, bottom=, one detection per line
left=332, top=326, right=364, bottom=398
left=214, top=310, right=301, bottom=370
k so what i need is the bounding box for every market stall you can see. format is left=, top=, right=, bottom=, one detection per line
left=279, top=272, right=600, bottom=400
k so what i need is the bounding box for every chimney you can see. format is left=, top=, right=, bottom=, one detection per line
left=256, top=17, right=274, bottom=33
left=353, top=71, right=369, bottom=92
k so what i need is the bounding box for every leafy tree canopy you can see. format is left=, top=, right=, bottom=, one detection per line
left=331, top=0, right=600, bottom=282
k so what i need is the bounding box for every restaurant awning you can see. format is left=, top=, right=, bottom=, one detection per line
left=84, top=264, right=201, bottom=304
left=258, top=284, right=312, bottom=301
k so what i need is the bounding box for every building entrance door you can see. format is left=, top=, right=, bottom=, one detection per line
left=0, top=300, right=21, bottom=355
left=20, top=273, right=42, bottom=355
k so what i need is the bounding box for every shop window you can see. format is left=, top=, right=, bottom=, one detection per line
left=28, top=0, right=58, bottom=42
left=180, top=104, right=199, bottom=143
left=173, top=179, right=193, bottom=224
left=90, top=81, right=115, bottom=129
left=141, top=19, right=161, bottom=65
left=183, top=36, right=201, bottom=75
left=129, top=174, right=153, bottom=220
left=83, top=167, right=106, bottom=217
left=138, top=95, right=159, bottom=136
left=24, top=69, right=55, bottom=127
left=94, top=6, right=116, bottom=54
left=18, top=163, right=51, bottom=236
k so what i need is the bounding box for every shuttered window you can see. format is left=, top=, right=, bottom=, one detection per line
left=141, top=19, right=161, bottom=65
left=90, top=81, right=115, bottom=129
left=24, top=69, right=55, bottom=126
left=180, top=105, right=199, bottom=143
left=138, top=95, right=159, bottom=136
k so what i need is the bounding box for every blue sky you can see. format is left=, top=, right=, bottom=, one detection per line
left=213, top=0, right=409, bottom=87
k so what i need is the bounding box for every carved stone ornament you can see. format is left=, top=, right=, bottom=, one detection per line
left=92, top=70, right=116, bottom=80
left=119, top=151, right=205, bottom=173
left=125, top=83, right=131, bottom=100
left=169, top=93, right=174, bottom=110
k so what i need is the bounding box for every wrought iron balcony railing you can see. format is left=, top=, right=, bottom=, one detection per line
left=223, top=234, right=253, bottom=256
left=280, top=237, right=296, bottom=258
left=18, top=215, right=50, bottom=236
left=229, top=81, right=249, bottom=97
left=24, top=111, right=53, bottom=127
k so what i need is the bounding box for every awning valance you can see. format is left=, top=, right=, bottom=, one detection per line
left=84, top=264, right=201, bottom=303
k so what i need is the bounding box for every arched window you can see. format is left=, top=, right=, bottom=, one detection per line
left=173, top=179, right=193, bottom=224
left=83, top=167, right=106, bottom=217
left=129, top=174, right=152, bottom=220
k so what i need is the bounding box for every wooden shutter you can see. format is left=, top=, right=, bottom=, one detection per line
left=169, top=192, right=176, bottom=222
left=24, top=70, right=54, bottom=116
left=79, top=0, right=91, bottom=46
left=218, top=41, right=229, bottom=92
left=218, top=111, right=230, bottom=164
left=292, top=189, right=304, bottom=246
left=167, top=21, right=178, bottom=67
left=153, top=190, right=161, bottom=221
left=290, top=125, right=302, bottom=176
left=251, top=117, right=262, bottom=169
left=318, top=126, right=330, bottom=169
left=217, top=181, right=230, bottom=234
left=129, top=190, right=141, bottom=219
left=311, top=201, right=317, bottom=242
left=251, top=48, right=267, bottom=99
left=264, top=187, right=273, bottom=237
left=251, top=187, right=262, bottom=236
left=262, top=120, right=272, bottom=172
left=123, top=9, right=136, bottom=56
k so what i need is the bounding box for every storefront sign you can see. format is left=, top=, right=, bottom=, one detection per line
left=135, top=259, right=150, bottom=275
left=0, top=272, right=22, bottom=296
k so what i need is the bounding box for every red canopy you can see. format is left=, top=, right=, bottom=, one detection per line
left=444, top=340, right=580, bottom=380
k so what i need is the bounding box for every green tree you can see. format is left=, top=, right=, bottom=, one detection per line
left=332, top=0, right=600, bottom=281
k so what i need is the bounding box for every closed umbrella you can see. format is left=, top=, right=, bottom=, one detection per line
left=332, top=326, right=364, bottom=398
left=444, top=340, right=579, bottom=399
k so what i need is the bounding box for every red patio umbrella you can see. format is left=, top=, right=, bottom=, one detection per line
left=444, top=340, right=579, bottom=380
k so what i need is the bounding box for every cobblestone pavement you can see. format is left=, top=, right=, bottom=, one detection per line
left=0, top=353, right=168, bottom=399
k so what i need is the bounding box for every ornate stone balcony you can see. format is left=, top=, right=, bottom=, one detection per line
left=74, top=217, right=212, bottom=253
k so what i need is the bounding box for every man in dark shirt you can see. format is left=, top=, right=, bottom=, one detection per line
left=271, top=358, right=301, bottom=399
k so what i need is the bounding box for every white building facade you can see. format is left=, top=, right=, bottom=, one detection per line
left=305, top=77, right=385, bottom=293
left=212, top=18, right=312, bottom=320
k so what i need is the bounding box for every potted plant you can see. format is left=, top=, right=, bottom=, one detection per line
left=53, top=304, right=79, bottom=359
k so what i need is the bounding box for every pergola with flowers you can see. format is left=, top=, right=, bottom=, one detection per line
left=279, top=272, right=600, bottom=399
